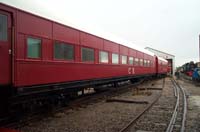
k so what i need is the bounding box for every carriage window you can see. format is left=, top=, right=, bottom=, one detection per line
left=147, top=60, right=150, bottom=67
left=150, top=61, right=153, bottom=67
left=135, top=58, right=139, bottom=66
left=81, top=47, right=94, bottom=62
left=99, top=51, right=108, bottom=63
left=27, top=38, right=41, bottom=58
left=54, top=42, right=74, bottom=60
left=144, top=60, right=147, bottom=67
left=0, top=14, right=7, bottom=41
left=129, top=57, right=134, bottom=65
left=140, top=59, right=143, bottom=66
left=112, top=53, right=119, bottom=64
left=146, top=60, right=148, bottom=67
left=121, top=55, right=127, bottom=64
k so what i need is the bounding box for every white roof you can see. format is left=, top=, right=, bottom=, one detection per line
left=157, top=56, right=168, bottom=63
left=3, top=2, right=155, bottom=57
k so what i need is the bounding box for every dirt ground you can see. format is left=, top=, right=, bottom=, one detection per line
left=126, top=77, right=176, bottom=132
left=19, top=80, right=163, bottom=132
left=13, top=78, right=200, bottom=132
left=177, top=78, right=200, bottom=132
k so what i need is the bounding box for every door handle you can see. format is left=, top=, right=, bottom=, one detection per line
left=9, top=49, right=11, bottom=54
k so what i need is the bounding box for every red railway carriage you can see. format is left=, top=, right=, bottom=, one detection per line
left=0, top=3, right=169, bottom=120
left=156, top=57, right=168, bottom=75
left=0, top=3, right=168, bottom=117
left=0, top=3, right=157, bottom=91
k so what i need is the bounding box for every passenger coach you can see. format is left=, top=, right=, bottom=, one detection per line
left=0, top=3, right=168, bottom=115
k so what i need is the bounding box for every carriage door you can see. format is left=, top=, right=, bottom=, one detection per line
left=0, top=11, right=12, bottom=85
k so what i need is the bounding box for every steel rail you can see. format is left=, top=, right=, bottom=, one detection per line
left=172, top=79, right=177, bottom=97
left=119, top=78, right=165, bottom=132
left=166, top=79, right=180, bottom=132
left=166, top=78, right=187, bottom=132
left=176, top=80, right=187, bottom=132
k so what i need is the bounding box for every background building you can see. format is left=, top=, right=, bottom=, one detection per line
left=145, top=47, right=175, bottom=75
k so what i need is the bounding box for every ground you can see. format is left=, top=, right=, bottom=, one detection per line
left=177, top=78, right=200, bottom=132
left=7, top=78, right=200, bottom=132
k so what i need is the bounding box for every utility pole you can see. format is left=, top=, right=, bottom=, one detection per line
left=199, top=34, right=200, bottom=62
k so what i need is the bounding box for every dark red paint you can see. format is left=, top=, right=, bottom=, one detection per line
left=0, top=3, right=168, bottom=88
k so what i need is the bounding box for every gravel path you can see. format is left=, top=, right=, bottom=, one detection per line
left=18, top=79, right=163, bottom=132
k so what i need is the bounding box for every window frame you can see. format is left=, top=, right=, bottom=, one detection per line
left=147, top=60, right=150, bottom=67
left=121, top=55, right=128, bottom=65
left=99, top=50, right=109, bottom=64
left=129, top=57, right=134, bottom=65
left=146, top=60, right=148, bottom=67
left=140, top=58, right=143, bottom=67
left=112, top=53, right=119, bottom=64
left=150, top=61, right=153, bottom=67
left=0, top=14, right=8, bottom=41
left=53, top=41, right=75, bottom=61
left=144, top=60, right=146, bottom=67
left=81, top=46, right=95, bottom=63
left=135, top=58, right=139, bottom=66
left=26, top=36, right=42, bottom=59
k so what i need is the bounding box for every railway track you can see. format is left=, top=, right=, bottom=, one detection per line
left=119, top=77, right=188, bottom=132
left=1, top=79, right=146, bottom=129
left=119, top=78, right=165, bottom=132
left=166, top=78, right=187, bottom=132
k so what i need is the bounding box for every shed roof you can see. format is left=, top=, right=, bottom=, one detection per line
left=157, top=56, right=168, bottom=62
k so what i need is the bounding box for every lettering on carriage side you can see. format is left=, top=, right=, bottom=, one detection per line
left=132, top=67, right=135, bottom=74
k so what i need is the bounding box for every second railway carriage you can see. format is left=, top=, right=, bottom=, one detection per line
left=156, top=57, right=168, bottom=75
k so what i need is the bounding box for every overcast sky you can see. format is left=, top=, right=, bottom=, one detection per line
left=1, top=0, right=200, bottom=66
